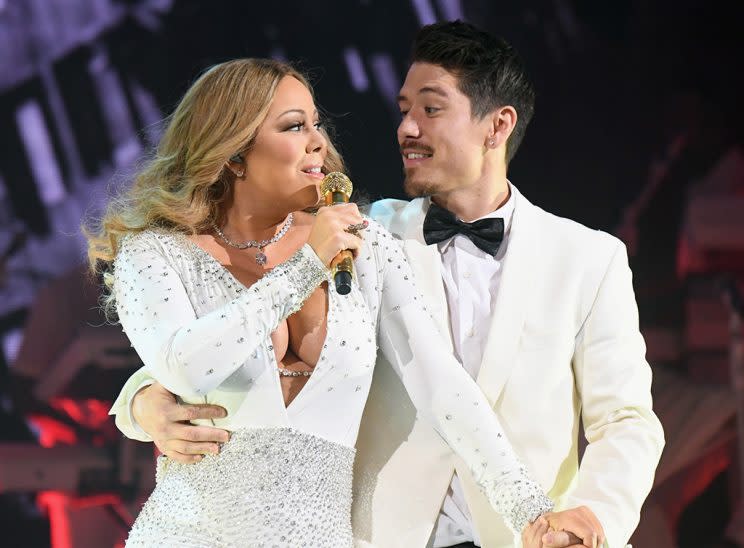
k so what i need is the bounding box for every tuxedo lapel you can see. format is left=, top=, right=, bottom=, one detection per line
left=397, top=199, right=453, bottom=352
left=476, top=186, right=540, bottom=407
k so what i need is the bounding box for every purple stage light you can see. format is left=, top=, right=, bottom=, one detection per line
left=343, top=47, right=369, bottom=92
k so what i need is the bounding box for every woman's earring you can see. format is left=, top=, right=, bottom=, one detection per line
left=488, top=139, right=495, bottom=147
left=228, top=152, right=245, bottom=177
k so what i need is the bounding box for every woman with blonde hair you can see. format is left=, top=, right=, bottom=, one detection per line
left=89, top=58, right=554, bottom=546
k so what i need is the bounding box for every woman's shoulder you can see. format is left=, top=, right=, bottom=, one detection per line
left=116, top=228, right=187, bottom=264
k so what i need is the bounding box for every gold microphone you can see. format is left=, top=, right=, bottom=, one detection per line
left=320, top=172, right=354, bottom=295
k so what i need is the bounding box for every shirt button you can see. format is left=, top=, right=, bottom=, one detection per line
left=467, top=328, right=475, bottom=337
left=462, top=271, right=471, bottom=279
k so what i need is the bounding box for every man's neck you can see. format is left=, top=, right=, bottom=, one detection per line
left=431, top=177, right=510, bottom=222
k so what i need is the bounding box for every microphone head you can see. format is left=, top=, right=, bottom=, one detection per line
left=320, top=172, right=353, bottom=198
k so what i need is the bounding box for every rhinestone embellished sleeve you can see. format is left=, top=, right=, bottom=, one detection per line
left=367, top=220, right=553, bottom=534
left=113, top=232, right=327, bottom=397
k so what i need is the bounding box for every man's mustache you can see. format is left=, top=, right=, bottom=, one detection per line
left=399, top=141, right=434, bottom=155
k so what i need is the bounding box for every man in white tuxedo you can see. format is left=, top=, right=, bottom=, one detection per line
left=348, top=22, right=664, bottom=548
left=112, top=21, right=664, bottom=548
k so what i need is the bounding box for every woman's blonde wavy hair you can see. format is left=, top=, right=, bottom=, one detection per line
left=85, top=58, right=345, bottom=274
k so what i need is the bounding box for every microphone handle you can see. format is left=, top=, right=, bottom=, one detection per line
left=325, top=190, right=354, bottom=295
left=331, top=250, right=353, bottom=295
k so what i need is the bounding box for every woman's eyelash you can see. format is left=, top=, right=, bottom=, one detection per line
left=287, top=121, right=323, bottom=131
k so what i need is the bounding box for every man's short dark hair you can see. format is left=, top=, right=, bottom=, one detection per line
left=412, top=21, right=536, bottom=163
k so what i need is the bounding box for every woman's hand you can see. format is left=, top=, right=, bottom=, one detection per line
left=543, top=507, right=605, bottom=548
left=307, top=203, right=367, bottom=266
left=522, top=516, right=550, bottom=548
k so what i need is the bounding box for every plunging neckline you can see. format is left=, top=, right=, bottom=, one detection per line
left=175, top=232, right=334, bottom=413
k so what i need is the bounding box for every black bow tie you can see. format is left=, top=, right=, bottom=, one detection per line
left=423, top=203, right=504, bottom=256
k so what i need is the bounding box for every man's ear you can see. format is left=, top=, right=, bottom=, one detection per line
left=485, top=105, right=517, bottom=149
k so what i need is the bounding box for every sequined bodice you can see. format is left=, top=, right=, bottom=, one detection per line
left=116, top=229, right=378, bottom=448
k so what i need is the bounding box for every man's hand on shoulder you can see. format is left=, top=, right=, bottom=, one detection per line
left=132, top=382, right=230, bottom=463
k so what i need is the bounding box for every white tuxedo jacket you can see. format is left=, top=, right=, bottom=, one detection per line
left=353, top=185, right=665, bottom=547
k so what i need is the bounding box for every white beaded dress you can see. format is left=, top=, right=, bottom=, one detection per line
left=110, top=219, right=552, bottom=547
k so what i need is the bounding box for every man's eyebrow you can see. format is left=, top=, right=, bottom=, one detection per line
left=397, top=86, right=449, bottom=102
left=419, top=85, right=449, bottom=98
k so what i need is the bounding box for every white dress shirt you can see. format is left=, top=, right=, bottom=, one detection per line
left=431, top=187, right=516, bottom=548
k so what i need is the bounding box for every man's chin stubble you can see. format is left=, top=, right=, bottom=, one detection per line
left=403, top=173, right=436, bottom=198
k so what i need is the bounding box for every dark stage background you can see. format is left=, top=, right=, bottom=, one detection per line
left=0, top=1, right=742, bottom=547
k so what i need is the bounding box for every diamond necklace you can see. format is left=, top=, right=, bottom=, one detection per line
left=212, top=213, right=294, bottom=265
